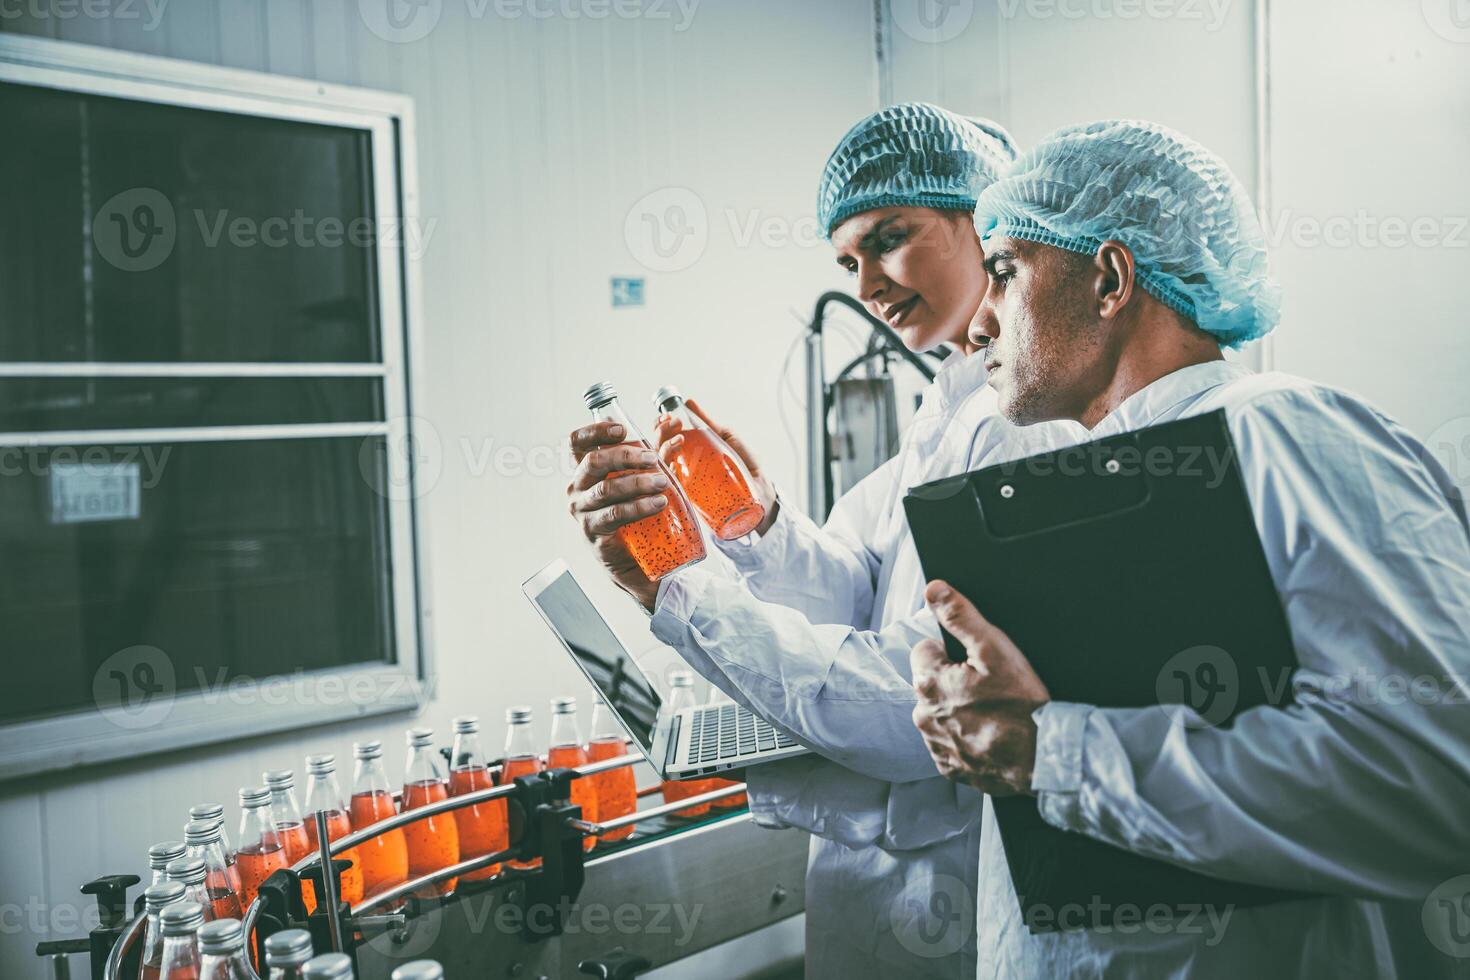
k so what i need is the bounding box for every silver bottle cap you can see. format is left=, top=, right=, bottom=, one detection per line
left=264, top=928, right=314, bottom=968
left=143, top=881, right=186, bottom=913
left=188, top=803, right=224, bottom=823
left=160, top=901, right=205, bottom=937
left=506, top=705, right=533, bottom=724
left=391, top=961, right=445, bottom=980
left=406, top=727, right=434, bottom=748
left=670, top=670, right=695, bottom=688
left=302, top=951, right=356, bottom=979
left=354, top=740, right=383, bottom=761
left=452, top=715, right=480, bottom=734
left=652, top=384, right=684, bottom=412
left=550, top=696, right=577, bottom=715
left=239, top=786, right=271, bottom=809
left=263, top=769, right=295, bottom=790
left=197, top=917, right=244, bottom=955
left=306, top=753, right=337, bottom=775
left=148, top=841, right=186, bottom=870
left=583, top=381, right=618, bottom=410
left=183, top=820, right=222, bottom=846
left=164, top=856, right=207, bottom=886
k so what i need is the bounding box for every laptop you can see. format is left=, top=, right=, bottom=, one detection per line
left=521, top=559, right=808, bottom=779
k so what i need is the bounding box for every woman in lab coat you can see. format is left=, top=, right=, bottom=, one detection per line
left=569, top=103, right=1075, bottom=979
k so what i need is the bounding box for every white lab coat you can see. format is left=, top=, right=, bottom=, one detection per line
left=651, top=353, right=1082, bottom=978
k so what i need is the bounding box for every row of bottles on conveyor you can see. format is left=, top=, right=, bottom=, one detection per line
left=139, top=891, right=444, bottom=979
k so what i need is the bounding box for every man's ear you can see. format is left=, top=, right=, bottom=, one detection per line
left=1093, top=240, right=1137, bottom=321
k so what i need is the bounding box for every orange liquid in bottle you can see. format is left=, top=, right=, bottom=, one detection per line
left=273, top=820, right=315, bottom=912
left=304, top=810, right=365, bottom=907
left=161, top=966, right=198, bottom=980
left=235, top=842, right=288, bottom=910
left=500, top=756, right=544, bottom=869
left=547, top=745, right=599, bottom=852
left=661, top=777, right=714, bottom=818
left=402, top=779, right=460, bottom=897
left=449, top=767, right=508, bottom=881
left=349, top=790, right=410, bottom=899
left=586, top=737, right=638, bottom=842
left=607, top=443, right=705, bottom=580
left=666, top=428, right=765, bottom=540
left=709, top=777, right=747, bottom=809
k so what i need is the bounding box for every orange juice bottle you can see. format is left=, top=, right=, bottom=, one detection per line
left=138, top=881, right=185, bottom=980
left=402, top=728, right=460, bottom=898
left=350, top=740, right=409, bottom=901
left=583, top=382, right=706, bottom=579
left=263, top=770, right=315, bottom=911
left=548, top=697, right=599, bottom=853
left=234, top=788, right=288, bottom=913
left=653, top=386, right=765, bottom=540
left=500, top=706, right=544, bottom=870
left=702, top=686, right=749, bottom=809
left=157, top=902, right=204, bottom=980
left=303, top=754, right=365, bottom=907
left=661, top=672, right=714, bottom=817
left=586, top=702, right=638, bottom=842
left=187, top=805, right=239, bottom=896
left=181, top=820, right=242, bottom=921
left=449, top=716, right=508, bottom=882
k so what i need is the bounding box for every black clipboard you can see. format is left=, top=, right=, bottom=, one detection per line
left=903, top=410, right=1305, bottom=931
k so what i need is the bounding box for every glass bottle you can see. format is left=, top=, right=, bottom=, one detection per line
left=263, top=770, right=314, bottom=910
left=301, top=952, right=354, bottom=979
left=263, top=928, right=313, bottom=980
left=391, top=962, right=444, bottom=980
left=165, top=858, right=235, bottom=924
left=303, top=754, right=365, bottom=906
left=704, top=685, right=748, bottom=809
left=235, top=787, right=288, bottom=911
left=197, top=919, right=251, bottom=980
left=653, top=385, right=766, bottom=540
left=138, top=881, right=185, bottom=980
left=187, top=805, right=237, bottom=889
left=583, top=381, right=705, bottom=579
left=181, top=821, right=243, bottom=920
left=585, top=701, right=638, bottom=842
left=499, top=706, right=543, bottom=870
left=157, top=901, right=205, bottom=980
left=148, top=842, right=187, bottom=889
left=661, top=671, right=713, bottom=817
left=402, top=727, right=460, bottom=897
left=448, top=716, right=507, bottom=882
left=350, top=740, right=409, bottom=901
left=548, top=697, right=599, bottom=853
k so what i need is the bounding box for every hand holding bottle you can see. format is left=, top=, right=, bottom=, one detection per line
left=566, top=421, right=671, bottom=610
left=653, top=398, right=778, bottom=536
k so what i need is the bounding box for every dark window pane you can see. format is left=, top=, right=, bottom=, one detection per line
left=0, top=80, right=381, bottom=363
left=0, top=437, right=398, bottom=724
left=0, top=378, right=384, bottom=431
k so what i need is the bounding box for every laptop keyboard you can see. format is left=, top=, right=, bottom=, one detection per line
left=689, top=704, right=798, bottom=764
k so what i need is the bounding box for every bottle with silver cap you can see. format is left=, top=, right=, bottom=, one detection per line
left=548, top=697, right=599, bottom=853
left=183, top=819, right=243, bottom=920
left=390, top=961, right=444, bottom=980
left=165, top=856, right=233, bottom=923
left=301, top=951, right=355, bottom=980
left=652, top=385, right=768, bottom=540
left=236, top=786, right=288, bottom=912
left=661, top=671, right=714, bottom=817
left=501, top=706, right=544, bottom=870
left=263, top=770, right=312, bottom=872
left=148, top=841, right=187, bottom=889
left=582, top=381, right=705, bottom=580
left=585, top=701, right=638, bottom=842
left=139, top=881, right=186, bottom=980
left=448, top=716, right=507, bottom=882
left=304, top=754, right=365, bottom=906
left=187, top=803, right=235, bottom=866
left=198, top=918, right=250, bottom=980
left=350, top=740, right=409, bottom=900
left=402, top=727, right=460, bottom=897
left=263, top=928, right=314, bottom=980
left=157, top=901, right=205, bottom=980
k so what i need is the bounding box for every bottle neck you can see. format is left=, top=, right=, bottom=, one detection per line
left=267, top=968, right=307, bottom=980
left=504, top=721, right=537, bottom=759
left=159, top=935, right=200, bottom=976
left=268, top=787, right=304, bottom=823
left=590, top=399, right=645, bottom=445
left=185, top=840, right=231, bottom=874
left=450, top=732, right=486, bottom=770
left=353, top=758, right=391, bottom=796
left=589, top=704, right=622, bottom=740
left=548, top=713, right=582, bottom=749
left=238, top=807, right=281, bottom=851
left=404, top=744, right=443, bottom=785
left=200, top=950, right=251, bottom=980
left=304, top=772, right=347, bottom=815
left=660, top=397, right=706, bottom=432
left=666, top=686, right=696, bottom=713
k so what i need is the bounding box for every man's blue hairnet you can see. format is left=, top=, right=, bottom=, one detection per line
left=817, top=103, right=1017, bottom=240
left=973, top=120, right=1281, bottom=348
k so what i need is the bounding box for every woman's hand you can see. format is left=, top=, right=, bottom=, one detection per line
left=653, top=398, right=779, bottom=536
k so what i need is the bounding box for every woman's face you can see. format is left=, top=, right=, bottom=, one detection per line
left=830, top=206, right=988, bottom=354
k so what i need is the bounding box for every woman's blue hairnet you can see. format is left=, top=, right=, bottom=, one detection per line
left=817, top=103, right=1018, bottom=240
left=973, top=119, right=1281, bottom=348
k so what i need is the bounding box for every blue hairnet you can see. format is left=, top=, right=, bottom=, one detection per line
left=972, top=120, right=1280, bottom=348
left=817, top=103, right=1017, bottom=240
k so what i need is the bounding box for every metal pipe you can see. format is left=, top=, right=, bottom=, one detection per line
left=805, top=327, right=827, bottom=520
left=352, top=847, right=519, bottom=914
left=567, top=782, right=748, bottom=836
left=314, top=811, right=344, bottom=953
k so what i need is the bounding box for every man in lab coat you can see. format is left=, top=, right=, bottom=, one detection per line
left=907, top=120, right=1470, bottom=978
left=566, top=104, right=1080, bottom=978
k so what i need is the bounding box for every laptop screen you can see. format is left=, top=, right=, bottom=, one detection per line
left=526, top=569, right=662, bottom=751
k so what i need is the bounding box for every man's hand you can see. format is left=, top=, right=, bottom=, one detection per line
left=654, top=398, right=779, bottom=536
left=910, top=580, right=1051, bottom=796
left=567, top=421, right=669, bottom=610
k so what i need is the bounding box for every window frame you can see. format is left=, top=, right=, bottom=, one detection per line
left=0, top=35, right=433, bottom=780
